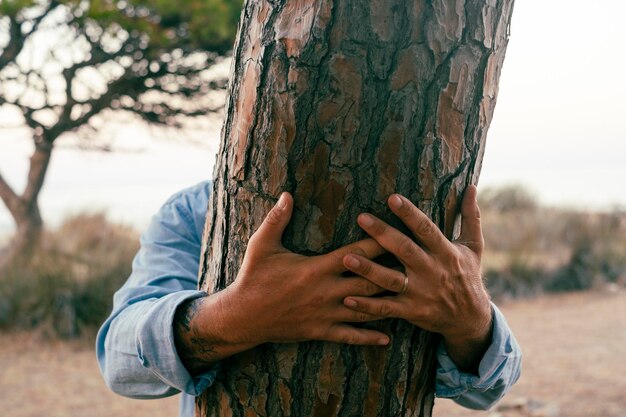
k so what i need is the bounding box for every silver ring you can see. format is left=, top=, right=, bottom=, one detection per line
left=400, top=274, right=409, bottom=294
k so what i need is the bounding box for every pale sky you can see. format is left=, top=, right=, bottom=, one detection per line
left=480, top=0, right=626, bottom=208
left=1, top=0, right=626, bottom=235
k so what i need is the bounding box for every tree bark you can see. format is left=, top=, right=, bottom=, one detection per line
left=198, top=0, right=515, bottom=416
left=0, top=141, right=52, bottom=265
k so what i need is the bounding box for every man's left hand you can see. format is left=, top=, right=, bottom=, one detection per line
left=342, top=185, right=493, bottom=373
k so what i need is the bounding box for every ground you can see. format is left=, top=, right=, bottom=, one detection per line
left=1, top=289, right=624, bottom=417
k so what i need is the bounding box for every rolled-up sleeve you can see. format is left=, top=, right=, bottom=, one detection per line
left=435, top=303, right=522, bottom=410
left=96, top=181, right=217, bottom=399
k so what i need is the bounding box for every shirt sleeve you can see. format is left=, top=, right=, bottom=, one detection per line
left=96, top=181, right=217, bottom=399
left=434, top=302, right=522, bottom=410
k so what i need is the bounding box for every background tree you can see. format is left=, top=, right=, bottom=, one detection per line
left=0, top=0, right=241, bottom=261
left=199, top=0, right=515, bottom=416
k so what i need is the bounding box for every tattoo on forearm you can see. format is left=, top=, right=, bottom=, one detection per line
left=174, top=297, right=218, bottom=374
left=177, top=297, right=202, bottom=332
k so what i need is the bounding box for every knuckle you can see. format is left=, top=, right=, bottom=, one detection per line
left=350, top=246, right=367, bottom=258
left=343, top=333, right=360, bottom=345
left=309, top=294, right=325, bottom=308
left=302, top=265, right=317, bottom=283
left=398, top=201, right=413, bottom=218
left=355, top=312, right=370, bottom=322
left=390, top=275, right=404, bottom=293
left=308, top=326, right=325, bottom=341
left=360, top=260, right=372, bottom=275
left=415, top=217, right=434, bottom=237
left=378, top=302, right=392, bottom=317
left=398, top=238, right=417, bottom=260
left=265, top=207, right=281, bottom=226
left=418, top=306, right=435, bottom=323
left=371, top=220, right=387, bottom=235
left=329, top=250, right=343, bottom=267
left=364, top=281, right=380, bottom=295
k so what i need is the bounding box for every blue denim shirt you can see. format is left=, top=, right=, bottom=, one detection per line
left=96, top=181, right=522, bottom=416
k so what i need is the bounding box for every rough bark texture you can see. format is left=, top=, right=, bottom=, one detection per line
left=198, top=0, right=515, bottom=416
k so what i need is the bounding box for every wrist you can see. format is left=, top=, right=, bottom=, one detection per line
left=173, top=286, right=258, bottom=375
left=444, top=305, right=493, bottom=346
left=442, top=303, right=494, bottom=374
left=204, top=284, right=261, bottom=349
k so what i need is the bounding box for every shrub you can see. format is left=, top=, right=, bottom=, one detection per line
left=479, top=184, right=538, bottom=213
left=0, top=213, right=139, bottom=339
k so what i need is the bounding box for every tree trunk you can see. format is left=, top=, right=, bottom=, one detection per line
left=0, top=141, right=52, bottom=266
left=198, top=0, right=515, bottom=416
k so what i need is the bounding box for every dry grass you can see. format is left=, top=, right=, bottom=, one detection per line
left=0, top=332, right=179, bottom=417
left=434, top=289, right=626, bottom=417
left=1, top=289, right=624, bottom=417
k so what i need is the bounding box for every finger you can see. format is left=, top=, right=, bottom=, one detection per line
left=343, top=296, right=404, bottom=319
left=337, top=277, right=385, bottom=297
left=336, top=307, right=384, bottom=323
left=387, top=194, right=451, bottom=253
left=324, top=324, right=389, bottom=346
left=356, top=213, right=429, bottom=267
left=457, top=185, right=484, bottom=256
left=250, top=192, right=293, bottom=251
left=343, top=255, right=408, bottom=294
left=322, top=238, right=387, bottom=273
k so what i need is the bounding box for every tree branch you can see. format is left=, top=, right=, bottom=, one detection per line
left=0, top=1, right=61, bottom=71
left=21, top=141, right=53, bottom=209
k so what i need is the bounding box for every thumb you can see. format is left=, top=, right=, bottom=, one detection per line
left=251, top=192, right=293, bottom=251
left=457, top=185, right=484, bottom=256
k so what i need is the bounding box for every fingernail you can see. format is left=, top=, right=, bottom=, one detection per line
left=378, top=337, right=390, bottom=346
left=344, top=298, right=357, bottom=308
left=345, top=255, right=360, bottom=269
left=389, top=194, right=403, bottom=209
left=359, top=214, right=374, bottom=227
left=277, top=193, right=287, bottom=210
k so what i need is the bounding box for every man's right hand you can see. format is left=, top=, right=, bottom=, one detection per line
left=174, top=192, right=389, bottom=375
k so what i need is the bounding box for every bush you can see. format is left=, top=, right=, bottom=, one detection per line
left=0, top=213, right=139, bottom=339
left=479, top=184, right=538, bottom=212
left=480, top=187, right=626, bottom=300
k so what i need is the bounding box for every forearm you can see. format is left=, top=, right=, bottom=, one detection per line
left=173, top=289, right=257, bottom=375
left=98, top=291, right=216, bottom=398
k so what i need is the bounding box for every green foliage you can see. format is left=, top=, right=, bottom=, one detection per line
left=0, top=0, right=36, bottom=17
left=77, top=0, right=242, bottom=53
left=0, top=213, right=139, bottom=339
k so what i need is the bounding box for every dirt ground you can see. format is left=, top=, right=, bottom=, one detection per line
left=1, top=289, right=624, bottom=417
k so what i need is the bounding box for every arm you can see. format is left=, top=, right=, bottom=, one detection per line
left=98, top=184, right=391, bottom=397
left=342, top=185, right=522, bottom=409
left=96, top=182, right=215, bottom=398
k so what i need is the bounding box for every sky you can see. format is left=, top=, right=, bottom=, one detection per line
left=1, top=0, right=626, bottom=237
left=480, top=0, right=626, bottom=209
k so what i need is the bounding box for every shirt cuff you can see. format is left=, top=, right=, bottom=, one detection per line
left=135, top=290, right=219, bottom=396
left=435, top=302, right=514, bottom=398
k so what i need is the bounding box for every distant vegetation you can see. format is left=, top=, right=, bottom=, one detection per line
left=0, top=185, right=625, bottom=339
left=480, top=185, right=626, bottom=299
left=0, top=213, right=138, bottom=339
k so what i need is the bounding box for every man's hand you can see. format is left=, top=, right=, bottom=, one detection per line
left=341, top=185, right=493, bottom=373
left=174, top=192, right=390, bottom=375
